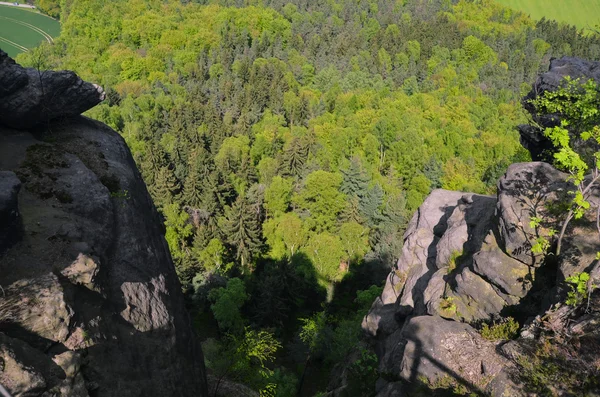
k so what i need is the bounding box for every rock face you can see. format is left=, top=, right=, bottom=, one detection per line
left=365, top=161, right=600, bottom=395
left=0, top=53, right=207, bottom=396
left=0, top=50, right=105, bottom=130
left=364, top=57, right=600, bottom=396
left=518, top=56, right=600, bottom=162
left=0, top=171, right=21, bottom=254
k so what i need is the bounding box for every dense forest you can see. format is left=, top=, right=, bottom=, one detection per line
left=17, top=0, right=600, bottom=394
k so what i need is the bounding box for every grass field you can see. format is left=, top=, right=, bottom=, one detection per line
left=0, top=4, right=60, bottom=58
left=496, top=0, right=600, bottom=31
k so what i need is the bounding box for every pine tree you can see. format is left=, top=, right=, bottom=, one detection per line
left=340, top=159, right=369, bottom=199
left=360, top=184, right=384, bottom=227
left=151, top=166, right=180, bottom=209
left=281, top=138, right=309, bottom=178
left=222, top=195, right=263, bottom=270
left=182, top=148, right=210, bottom=208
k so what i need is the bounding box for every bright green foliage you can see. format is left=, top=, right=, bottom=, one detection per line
left=339, top=222, right=370, bottom=266
left=533, top=78, right=600, bottom=256
left=263, top=213, right=306, bottom=259
left=21, top=0, right=600, bottom=392
left=303, top=233, right=345, bottom=285
left=203, top=327, right=282, bottom=394
left=193, top=238, right=230, bottom=274
left=439, top=296, right=458, bottom=315
left=355, top=285, right=384, bottom=314
left=299, top=312, right=327, bottom=353
left=209, top=278, right=248, bottom=332
left=264, top=176, right=293, bottom=218
left=565, top=272, right=595, bottom=306
left=294, top=171, right=345, bottom=233
left=480, top=317, right=520, bottom=341
left=163, top=203, right=193, bottom=263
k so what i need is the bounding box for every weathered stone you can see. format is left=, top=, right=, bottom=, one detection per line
left=497, top=162, right=569, bottom=267
left=0, top=273, right=72, bottom=348
left=394, top=190, right=465, bottom=311
left=471, top=231, right=531, bottom=298
left=0, top=49, right=105, bottom=130
left=0, top=171, right=21, bottom=254
left=362, top=58, right=600, bottom=397
left=61, top=254, right=100, bottom=291
left=52, top=351, right=89, bottom=397
left=375, top=381, right=404, bottom=397
left=0, top=52, right=207, bottom=396
left=0, top=333, right=64, bottom=396
left=397, top=316, right=507, bottom=389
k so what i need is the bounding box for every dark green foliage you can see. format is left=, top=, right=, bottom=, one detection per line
left=222, top=196, right=263, bottom=270
left=209, top=277, right=248, bottom=332
left=23, top=0, right=600, bottom=393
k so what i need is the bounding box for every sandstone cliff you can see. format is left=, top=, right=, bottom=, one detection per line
left=0, top=51, right=208, bottom=396
left=362, top=57, right=600, bottom=396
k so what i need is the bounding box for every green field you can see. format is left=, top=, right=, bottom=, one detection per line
left=0, top=4, right=60, bottom=58
left=496, top=0, right=600, bottom=30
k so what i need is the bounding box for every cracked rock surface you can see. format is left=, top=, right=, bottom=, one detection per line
left=0, top=52, right=207, bottom=397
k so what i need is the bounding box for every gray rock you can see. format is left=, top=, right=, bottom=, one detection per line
left=0, top=51, right=207, bottom=396
left=397, top=316, right=507, bottom=390
left=0, top=332, right=64, bottom=396
left=497, top=162, right=569, bottom=267
left=0, top=50, right=104, bottom=129
left=0, top=171, right=21, bottom=254
left=471, top=231, right=531, bottom=298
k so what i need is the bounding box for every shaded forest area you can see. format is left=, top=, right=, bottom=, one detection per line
left=18, top=0, right=600, bottom=394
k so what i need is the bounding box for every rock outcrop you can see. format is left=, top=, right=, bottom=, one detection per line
left=0, top=51, right=207, bottom=396
left=365, top=163, right=600, bottom=395
left=0, top=50, right=105, bottom=130
left=364, top=57, right=600, bottom=396
left=518, top=56, right=600, bottom=162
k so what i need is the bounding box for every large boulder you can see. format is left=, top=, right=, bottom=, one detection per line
left=376, top=316, right=508, bottom=396
left=0, top=50, right=105, bottom=129
left=0, top=52, right=207, bottom=396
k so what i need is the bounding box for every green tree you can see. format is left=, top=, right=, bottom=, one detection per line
left=339, top=221, right=370, bottom=267
left=163, top=203, right=193, bottom=263
left=193, top=237, right=230, bottom=274
left=222, top=196, right=263, bottom=270
left=151, top=166, right=179, bottom=209
left=264, top=176, right=293, bottom=218
left=209, top=277, right=248, bottom=332
left=533, top=78, right=600, bottom=255
left=294, top=171, right=346, bottom=232
left=205, top=327, right=282, bottom=396
left=303, top=232, right=345, bottom=293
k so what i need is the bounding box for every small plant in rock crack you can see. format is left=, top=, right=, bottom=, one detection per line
left=439, top=296, right=457, bottom=315
left=565, top=271, right=596, bottom=307
left=529, top=216, right=556, bottom=256
left=447, top=250, right=464, bottom=274
left=480, top=317, right=520, bottom=341
left=110, top=189, right=130, bottom=200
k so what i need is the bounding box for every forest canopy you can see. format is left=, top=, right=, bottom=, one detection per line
left=17, top=0, right=600, bottom=394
